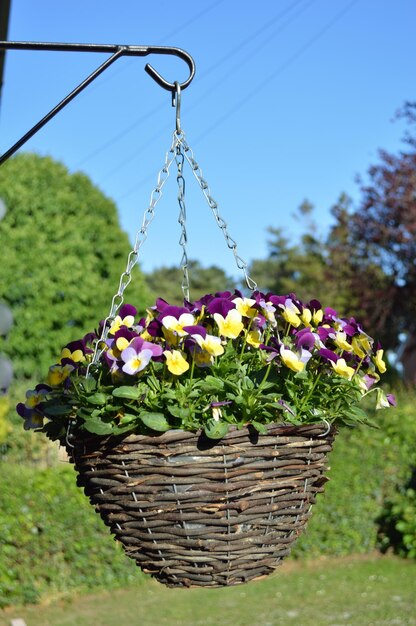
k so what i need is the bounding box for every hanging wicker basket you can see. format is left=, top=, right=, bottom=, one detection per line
left=68, top=421, right=335, bottom=588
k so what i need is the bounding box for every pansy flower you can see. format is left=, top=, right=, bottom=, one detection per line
left=17, top=384, right=50, bottom=430
left=162, top=312, right=195, bottom=337
left=334, top=331, right=353, bottom=352
left=373, top=347, right=387, bottom=373
left=330, top=358, right=355, bottom=380
left=232, top=296, right=257, bottom=318
left=192, top=332, right=224, bottom=357
left=280, top=298, right=302, bottom=328
left=213, top=309, right=244, bottom=339
left=47, top=363, right=74, bottom=387
left=280, top=346, right=311, bottom=373
left=163, top=349, right=190, bottom=375
left=59, top=340, right=86, bottom=365
left=246, top=328, right=262, bottom=348
left=121, top=337, right=162, bottom=376
left=295, top=328, right=318, bottom=351
left=109, top=304, right=137, bottom=335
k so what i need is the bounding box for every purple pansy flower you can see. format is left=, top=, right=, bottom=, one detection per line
left=317, top=326, right=336, bottom=343
left=182, top=325, right=207, bottom=338
left=386, top=394, right=397, bottom=407
left=119, top=304, right=137, bottom=319
left=158, top=305, right=190, bottom=321
left=319, top=348, right=340, bottom=363
left=206, top=297, right=236, bottom=317
left=296, top=328, right=317, bottom=351
left=120, top=337, right=163, bottom=375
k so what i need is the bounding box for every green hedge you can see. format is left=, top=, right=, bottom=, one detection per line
left=1, top=390, right=415, bottom=607
left=0, top=464, right=141, bottom=608
left=295, top=389, right=416, bottom=558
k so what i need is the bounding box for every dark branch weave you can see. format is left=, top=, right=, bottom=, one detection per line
left=68, top=422, right=335, bottom=587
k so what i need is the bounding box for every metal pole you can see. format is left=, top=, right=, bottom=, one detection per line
left=0, top=41, right=195, bottom=165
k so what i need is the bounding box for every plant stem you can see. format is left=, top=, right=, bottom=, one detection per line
left=298, top=372, right=322, bottom=414
left=258, top=361, right=272, bottom=390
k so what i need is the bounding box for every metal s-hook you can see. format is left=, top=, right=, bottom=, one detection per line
left=172, top=82, right=182, bottom=134
left=0, top=41, right=196, bottom=165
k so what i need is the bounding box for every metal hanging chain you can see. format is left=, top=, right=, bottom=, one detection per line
left=175, top=143, right=191, bottom=302
left=86, top=132, right=179, bottom=375
left=175, top=132, right=257, bottom=291
left=86, top=78, right=256, bottom=375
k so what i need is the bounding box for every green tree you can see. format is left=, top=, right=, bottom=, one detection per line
left=145, top=260, right=235, bottom=304
left=249, top=201, right=334, bottom=306
left=0, top=153, right=152, bottom=379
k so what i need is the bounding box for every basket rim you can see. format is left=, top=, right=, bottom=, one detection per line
left=67, top=420, right=336, bottom=450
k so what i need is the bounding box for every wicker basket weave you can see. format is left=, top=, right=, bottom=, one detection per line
left=68, top=422, right=335, bottom=588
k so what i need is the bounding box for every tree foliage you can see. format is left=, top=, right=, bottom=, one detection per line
left=145, top=259, right=235, bottom=304
left=0, top=153, right=152, bottom=379
left=336, top=102, right=416, bottom=350
left=249, top=201, right=337, bottom=308
left=249, top=104, right=416, bottom=354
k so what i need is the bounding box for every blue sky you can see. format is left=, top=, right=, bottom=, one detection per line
left=1, top=0, right=415, bottom=281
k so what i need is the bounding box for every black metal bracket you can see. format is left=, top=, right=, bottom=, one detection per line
left=0, top=41, right=196, bottom=165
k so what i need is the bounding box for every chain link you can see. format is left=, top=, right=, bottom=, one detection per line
left=175, top=142, right=190, bottom=301
left=176, top=132, right=257, bottom=291
left=86, top=132, right=179, bottom=376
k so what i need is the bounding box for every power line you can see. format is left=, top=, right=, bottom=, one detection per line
left=75, top=0, right=312, bottom=169
left=96, top=0, right=316, bottom=184
left=192, top=0, right=360, bottom=146
left=116, top=0, right=358, bottom=204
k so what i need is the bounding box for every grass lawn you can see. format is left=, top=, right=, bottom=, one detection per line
left=1, top=555, right=415, bottom=626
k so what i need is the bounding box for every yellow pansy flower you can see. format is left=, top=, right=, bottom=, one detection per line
left=280, top=347, right=305, bottom=373
left=330, top=358, right=355, bottom=380
left=374, top=349, right=387, bottom=374
left=193, top=334, right=224, bottom=357
left=334, top=331, right=353, bottom=352
left=162, top=313, right=195, bottom=337
left=163, top=350, right=190, bottom=375
left=47, top=364, right=74, bottom=387
left=246, top=329, right=262, bottom=348
left=109, top=314, right=135, bottom=335
left=312, top=309, right=323, bottom=325
left=193, top=350, right=214, bottom=367
left=25, top=388, right=48, bottom=408
left=232, top=297, right=257, bottom=318
left=300, top=308, right=312, bottom=325
left=213, top=309, right=244, bottom=339
left=59, top=347, right=85, bottom=363
left=281, top=301, right=301, bottom=328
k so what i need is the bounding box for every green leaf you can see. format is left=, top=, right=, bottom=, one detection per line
left=119, top=413, right=138, bottom=425
left=112, top=423, right=137, bottom=435
left=82, top=418, right=114, bottom=435
left=250, top=420, right=268, bottom=435
left=112, top=386, right=141, bottom=400
left=167, top=405, right=183, bottom=418
left=85, top=392, right=107, bottom=405
left=203, top=376, right=225, bottom=391
left=294, top=370, right=308, bottom=380
left=42, top=402, right=73, bottom=416
left=204, top=420, right=230, bottom=440
left=344, top=405, right=369, bottom=423
left=77, top=378, right=97, bottom=393
left=140, top=412, right=170, bottom=432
